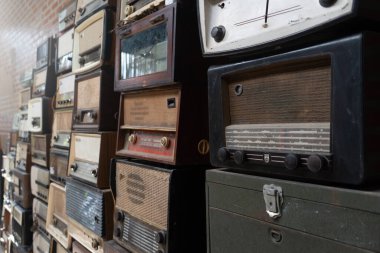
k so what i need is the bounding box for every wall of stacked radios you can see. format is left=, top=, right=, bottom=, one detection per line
left=1, top=0, right=380, bottom=252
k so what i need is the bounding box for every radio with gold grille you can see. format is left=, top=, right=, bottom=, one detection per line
left=58, top=1, right=76, bottom=33
left=198, top=0, right=380, bottom=57
left=113, top=159, right=206, bottom=253
left=75, top=0, right=116, bottom=26
left=73, top=70, right=119, bottom=131
left=27, top=97, right=53, bottom=133
left=52, top=109, right=73, bottom=148
left=114, top=2, right=206, bottom=91
left=46, top=183, right=71, bottom=249
left=56, top=28, right=74, bottom=74
left=117, top=0, right=165, bottom=24
left=12, top=204, right=33, bottom=246
left=12, top=168, right=32, bottom=209
left=208, top=32, right=380, bottom=185
left=68, top=132, right=116, bottom=188
left=32, top=66, right=56, bottom=98
left=72, top=9, right=115, bottom=74
left=19, top=88, right=31, bottom=112
left=31, top=134, right=51, bottom=167
left=56, top=73, right=75, bottom=109
left=33, top=231, right=50, bottom=253
left=16, top=142, right=31, bottom=173
left=33, top=198, right=48, bottom=235
left=36, top=37, right=56, bottom=69
left=31, top=165, right=50, bottom=202
left=116, top=84, right=209, bottom=165
left=72, top=240, right=92, bottom=253
left=49, top=148, right=69, bottom=186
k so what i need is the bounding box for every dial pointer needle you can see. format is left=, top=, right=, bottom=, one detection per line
left=264, top=0, right=270, bottom=27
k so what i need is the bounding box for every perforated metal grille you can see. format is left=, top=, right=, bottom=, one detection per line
left=116, top=162, right=170, bottom=230
left=66, top=180, right=105, bottom=236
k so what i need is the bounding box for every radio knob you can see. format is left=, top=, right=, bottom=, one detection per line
left=116, top=211, right=124, bottom=221
left=91, top=239, right=99, bottom=250
left=160, top=137, right=170, bottom=148
left=125, top=5, right=135, bottom=15
left=74, top=114, right=80, bottom=122
left=78, top=7, right=86, bottom=15
left=91, top=169, right=98, bottom=177
left=70, top=163, right=78, bottom=172
left=217, top=147, right=229, bottom=162
left=155, top=231, right=166, bottom=244
left=53, top=135, right=59, bottom=141
left=211, top=25, right=226, bottom=43
left=79, top=57, right=85, bottom=65
left=234, top=150, right=246, bottom=165
left=128, top=134, right=137, bottom=144
left=319, top=0, right=337, bottom=7
left=115, top=227, right=122, bottom=238
left=307, top=155, right=326, bottom=173
left=284, top=154, right=299, bottom=170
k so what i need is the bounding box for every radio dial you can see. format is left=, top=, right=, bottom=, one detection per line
left=319, top=0, right=337, bottom=7
left=234, top=150, right=246, bottom=165
left=211, top=25, right=226, bottom=43
left=155, top=231, right=166, bottom=244
left=284, top=154, right=298, bottom=170
left=307, top=155, right=326, bottom=173
left=128, top=134, right=137, bottom=144
left=160, top=137, right=170, bottom=148
left=70, top=163, right=78, bottom=172
left=91, top=239, right=99, bottom=250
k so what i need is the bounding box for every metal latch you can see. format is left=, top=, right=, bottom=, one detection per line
left=263, top=184, right=283, bottom=219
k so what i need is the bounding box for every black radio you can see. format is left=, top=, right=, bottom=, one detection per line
left=12, top=204, right=33, bottom=246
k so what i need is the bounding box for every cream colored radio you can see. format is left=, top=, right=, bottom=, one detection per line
left=27, top=97, right=53, bottom=133
left=31, top=165, right=50, bottom=202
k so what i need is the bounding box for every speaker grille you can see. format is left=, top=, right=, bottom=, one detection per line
left=116, top=162, right=170, bottom=230
left=66, top=180, right=105, bottom=236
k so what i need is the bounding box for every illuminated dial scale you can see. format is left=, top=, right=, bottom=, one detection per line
left=199, top=0, right=353, bottom=54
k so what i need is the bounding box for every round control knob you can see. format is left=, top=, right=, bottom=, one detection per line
left=89, top=112, right=97, bottom=119
left=284, top=153, right=298, bottom=170
left=115, top=227, right=122, bottom=238
left=155, top=231, right=166, bottom=244
left=234, top=150, right=246, bottom=165
left=160, top=137, right=170, bottom=148
left=211, top=25, right=226, bottom=43
left=125, top=5, right=135, bottom=15
left=79, top=7, right=86, bottom=15
left=79, top=57, right=85, bottom=65
left=70, top=163, right=78, bottom=172
left=319, top=0, right=337, bottom=7
left=53, top=135, right=59, bottom=141
left=307, top=155, right=326, bottom=173
left=91, top=239, right=99, bottom=250
left=91, top=169, right=98, bottom=177
left=217, top=147, right=229, bottom=162
left=74, top=114, right=80, bottom=121
left=53, top=217, right=58, bottom=226
left=128, top=134, right=137, bottom=144
left=116, top=211, right=124, bottom=221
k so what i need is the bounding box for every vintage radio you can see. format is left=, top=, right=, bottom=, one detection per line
left=32, top=198, right=48, bottom=235
left=16, top=142, right=31, bottom=172
left=19, top=88, right=31, bottom=111
left=46, top=183, right=71, bottom=249
left=56, top=28, right=74, bottom=74
left=19, top=69, right=33, bottom=88
left=118, top=0, right=165, bottom=24
left=72, top=240, right=92, bottom=253
left=72, top=9, right=115, bottom=74
left=12, top=204, right=33, bottom=246
left=73, top=70, right=119, bottom=131
left=114, top=2, right=205, bottom=91
left=56, top=73, right=75, bottom=109
left=52, top=110, right=72, bottom=149
left=31, top=134, right=51, bottom=167
left=208, top=32, right=380, bottom=185
left=113, top=160, right=206, bottom=253
left=12, top=168, right=32, bottom=209
left=10, top=242, right=32, bottom=253
left=32, top=65, right=56, bottom=98
left=33, top=231, right=50, bottom=253
left=27, top=97, right=53, bottom=133
left=66, top=179, right=113, bottom=239
left=36, top=37, right=56, bottom=69
left=31, top=165, right=50, bottom=202
left=116, top=85, right=209, bottom=165
left=1, top=207, right=12, bottom=252
left=75, top=0, right=116, bottom=26
left=49, top=148, right=69, bottom=185
left=2, top=154, right=15, bottom=179
left=59, top=1, right=76, bottom=32
left=50, top=238, right=69, bottom=253
left=198, top=0, right=380, bottom=57
left=18, top=112, right=30, bottom=142
left=12, top=113, right=21, bottom=132
left=68, top=132, right=116, bottom=188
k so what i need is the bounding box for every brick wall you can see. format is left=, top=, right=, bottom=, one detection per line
left=0, top=0, right=73, bottom=151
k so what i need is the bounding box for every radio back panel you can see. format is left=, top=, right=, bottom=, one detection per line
left=73, top=9, right=115, bottom=74
left=33, top=231, right=50, bottom=253
left=75, top=0, right=116, bottom=26
left=56, top=73, right=75, bottom=109
left=31, top=165, right=50, bottom=202
left=31, top=134, right=51, bottom=167
left=12, top=204, right=33, bottom=246
left=12, top=168, right=32, bottom=209
left=208, top=32, right=380, bottom=185
left=68, top=132, right=116, bottom=188
left=52, top=109, right=73, bottom=149
left=47, top=183, right=71, bottom=249
left=16, top=142, right=31, bottom=173
left=58, top=1, right=76, bottom=32
left=27, top=97, right=53, bottom=133
left=49, top=148, right=69, bottom=186
left=57, top=28, right=74, bottom=74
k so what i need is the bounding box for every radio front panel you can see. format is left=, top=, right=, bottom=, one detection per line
left=12, top=204, right=33, bottom=246
left=52, top=109, right=73, bottom=149
left=31, top=165, right=50, bottom=202
left=16, top=142, right=31, bottom=173
left=58, top=1, right=76, bottom=32
left=49, top=148, right=69, bottom=186
left=33, top=198, right=48, bottom=234
left=57, top=28, right=74, bottom=74
left=118, top=0, right=165, bottom=24
left=27, top=97, right=53, bottom=134
left=75, top=0, right=116, bottom=26
left=18, top=113, right=30, bottom=142
left=33, top=231, right=50, bottom=253
left=32, top=66, right=56, bottom=98
left=12, top=168, right=32, bottom=209
left=56, top=73, right=75, bottom=109
left=68, top=218, right=106, bottom=253
left=19, top=88, right=31, bottom=111
left=208, top=32, right=380, bottom=185
left=36, top=37, right=56, bottom=69
left=31, top=134, right=51, bottom=167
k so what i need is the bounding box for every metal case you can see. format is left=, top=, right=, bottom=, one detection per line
left=52, top=109, right=73, bottom=149
left=208, top=32, right=380, bottom=185
left=33, top=231, right=50, bottom=253
left=12, top=204, right=33, bottom=246
left=32, top=65, right=57, bottom=98
left=56, top=28, right=74, bottom=74
left=16, top=142, right=31, bottom=173
left=68, top=132, right=116, bottom=188
left=72, top=9, right=115, bottom=74
left=73, top=70, right=119, bottom=131
left=49, top=148, right=69, bottom=186
left=31, top=134, right=51, bottom=167
left=58, top=1, right=76, bottom=32
left=32, top=198, right=49, bottom=235
left=75, top=0, right=116, bottom=26
left=197, top=0, right=380, bottom=57
left=56, top=73, right=75, bottom=109
left=30, top=165, right=50, bottom=202
left=116, top=84, right=209, bottom=165
left=114, top=2, right=206, bottom=91
left=207, top=169, right=380, bottom=253
left=27, top=97, right=53, bottom=134
left=12, top=168, right=32, bottom=209
left=46, top=183, right=71, bottom=249
left=36, top=37, right=56, bottom=69
left=113, top=160, right=206, bottom=253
